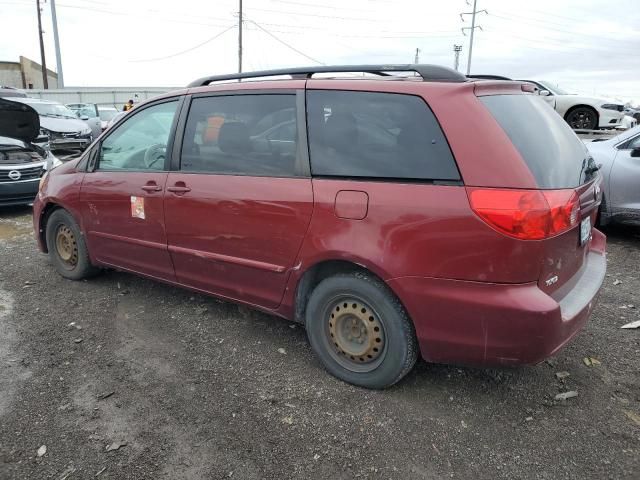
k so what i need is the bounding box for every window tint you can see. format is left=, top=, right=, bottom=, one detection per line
left=99, top=100, right=178, bottom=171
left=480, top=95, right=591, bottom=188
left=180, top=94, right=301, bottom=177
left=306, top=90, right=459, bottom=181
left=625, top=135, right=640, bottom=150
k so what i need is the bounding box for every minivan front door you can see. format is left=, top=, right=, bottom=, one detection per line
left=80, top=99, right=180, bottom=281
left=163, top=92, right=313, bottom=309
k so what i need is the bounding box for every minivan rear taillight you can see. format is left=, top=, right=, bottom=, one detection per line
left=467, top=188, right=579, bottom=240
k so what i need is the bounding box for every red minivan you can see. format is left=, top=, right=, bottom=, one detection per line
left=33, top=65, right=606, bottom=389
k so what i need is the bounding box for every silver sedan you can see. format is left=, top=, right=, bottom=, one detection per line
left=587, top=125, right=640, bottom=226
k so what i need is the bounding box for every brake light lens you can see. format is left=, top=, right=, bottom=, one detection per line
left=467, top=188, right=580, bottom=240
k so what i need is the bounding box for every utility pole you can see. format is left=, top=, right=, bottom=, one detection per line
left=36, top=0, right=49, bottom=89
left=238, top=0, right=243, bottom=73
left=414, top=48, right=420, bottom=64
left=460, top=0, right=487, bottom=75
left=453, top=44, right=462, bottom=71
left=50, top=0, right=64, bottom=87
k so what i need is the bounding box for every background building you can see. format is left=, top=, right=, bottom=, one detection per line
left=0, top=56, right=59, bottom=89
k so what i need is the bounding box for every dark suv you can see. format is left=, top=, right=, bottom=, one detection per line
left=33, top=65, right=606, bottom=388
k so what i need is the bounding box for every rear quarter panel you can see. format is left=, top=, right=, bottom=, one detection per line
left=290, top=179, right=543, bottom=282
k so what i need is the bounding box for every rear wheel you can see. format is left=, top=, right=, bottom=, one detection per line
left=305, top=272, right=418, bottom=389
left=565, top=106, right=598, bottom=130
left=46, top=209, right=99, bottom=280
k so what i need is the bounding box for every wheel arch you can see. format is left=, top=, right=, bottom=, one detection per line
left=292, top=259, right=409, bottom=325
left=38, top=202, right=64, bottom=253
left=564, top=104, right=600, bottom=126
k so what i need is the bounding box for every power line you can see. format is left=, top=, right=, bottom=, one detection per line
left=488, top=12, right=630, bottom=41
left=227, top=16, right=459, bottom=38
left=127, top=24, right=237, bottom=63
left=270, top=0, right=368, bottom=12
left=55, top=2, right=233, bottom=28
left=246, top=19, right=325, bottom=65
left=246, top=6, right=388, bottom=23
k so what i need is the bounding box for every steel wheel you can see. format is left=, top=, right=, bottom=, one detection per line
left=566, top=107, right=597, bottom=130
left=55, top=225, right=78, bottom=269
left=326, top=296, right=386, bottom=372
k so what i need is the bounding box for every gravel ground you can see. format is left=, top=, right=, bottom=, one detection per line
left=0, top=206, right=638, bottom=480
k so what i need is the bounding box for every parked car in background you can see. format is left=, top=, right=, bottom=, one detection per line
left=587, top=125, right=640, bottom=226
left=66, top=103, right=102, bottom=139
left=98, top=106, right=119, bottom=131
left=620, top=115, right=638, bottom=130
left=0, top=86, right=27, bottom=98
left=34, top=64, right=606, bottom=389
left=517, top=79, right=625, bottom=130
left=0, top=98, right=61, bottom=206
left=5, top=98, right=93, bottom=153
left=624, top=106, right=640, bottom=123
left=104, top=110, right=129, bottom=130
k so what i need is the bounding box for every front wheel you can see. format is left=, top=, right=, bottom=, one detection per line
left=46, top=209, right=99, bottom=280
left=565, top=107, right=598, bottom=130
left=305, top=272, right=418, bottom=389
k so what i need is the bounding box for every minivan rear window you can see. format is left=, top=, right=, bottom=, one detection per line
left=306, top=91, right=460, bottom=181
left=480, top=94, right=592, bottom=188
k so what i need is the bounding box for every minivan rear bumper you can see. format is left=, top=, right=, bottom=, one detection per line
left=387, top=229, right=606, bottom=366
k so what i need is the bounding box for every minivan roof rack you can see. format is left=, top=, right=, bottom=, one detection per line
left=467, top=74, right=513, bottom=81
left=188, top=64, right=467, bottom=87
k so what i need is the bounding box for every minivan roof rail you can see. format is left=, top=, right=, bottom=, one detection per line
left=188, top=64, right=468, bottom=87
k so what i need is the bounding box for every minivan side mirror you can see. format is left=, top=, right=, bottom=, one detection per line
left=630, top=147, right=640, bottom=158
left=538, top=90, right=551, bottom=97
left=80, top=115, right=90, bottom=121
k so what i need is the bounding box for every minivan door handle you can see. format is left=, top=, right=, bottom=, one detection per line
left=141, top=182, right=162, bottom=192
left=167, top=182, right=191, bottom=194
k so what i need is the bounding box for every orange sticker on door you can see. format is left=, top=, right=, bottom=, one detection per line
left=130, top=196, right=145, bottom=219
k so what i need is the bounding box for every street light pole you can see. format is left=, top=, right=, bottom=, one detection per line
left=50, top=0, right=64, bottom=87
left=466, top=0, right=477, bottom=75
left=238, top=0, right=243, bottom=73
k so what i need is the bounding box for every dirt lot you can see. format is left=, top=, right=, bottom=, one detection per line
left=0, top=206, right=638, bottom=480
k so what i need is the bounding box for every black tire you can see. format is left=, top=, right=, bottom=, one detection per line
left=45, top=209, right=99, bottom=280
left=596, top=194, right=610, bottom=228
left=565, top=106, right=598, bottom=130
left=305, top=272, right=418, bottom=389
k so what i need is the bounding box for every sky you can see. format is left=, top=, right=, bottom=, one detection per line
left=1, top=0, right=639, bottom=105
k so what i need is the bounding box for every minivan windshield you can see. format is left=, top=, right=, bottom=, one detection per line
left=480, top=94, right=595, bottom=188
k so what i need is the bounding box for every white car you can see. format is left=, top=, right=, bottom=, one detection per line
left=517, top=80, right=625, bottom=130
left=98, top=106, right=120, bottom=131
left=620, top=115, right=638, bottom=130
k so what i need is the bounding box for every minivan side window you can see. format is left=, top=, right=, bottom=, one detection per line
left=98, top=100, right=178, bottom=171
left=180, top=94, right=301, bottom=177
left=306, top=90, right=460, bottom=181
